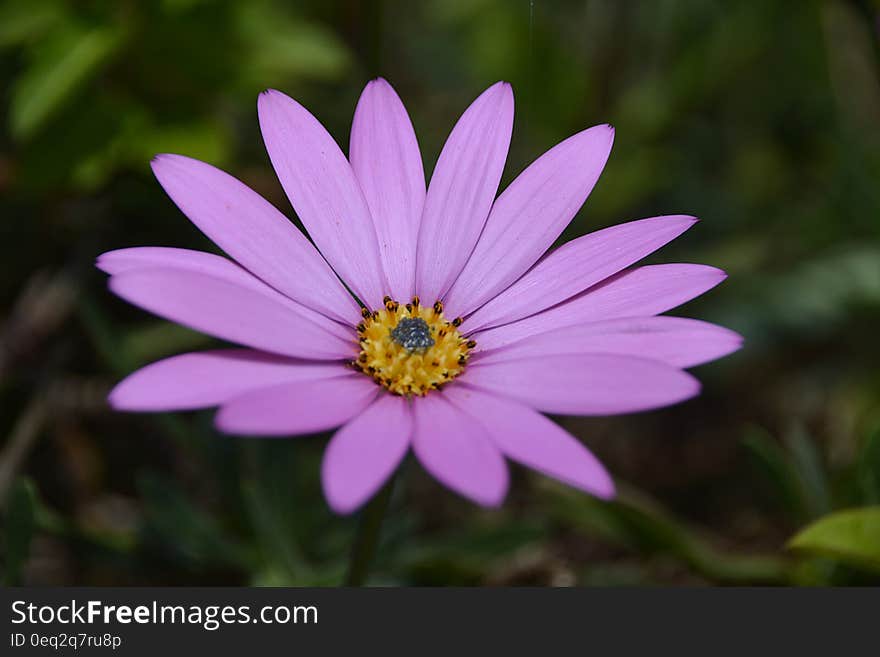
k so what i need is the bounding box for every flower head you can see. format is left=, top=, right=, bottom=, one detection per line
left=99, top=79, right=741, bottom=513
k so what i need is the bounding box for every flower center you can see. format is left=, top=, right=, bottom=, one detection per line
left=352, top=296, right=474, bottom=397
left=390, top=317, right=434, bottom=353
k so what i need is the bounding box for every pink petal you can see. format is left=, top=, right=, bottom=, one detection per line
left=98, top=247, right=309, bottom=299
left=443, top=124, right=614, bottom=318
left=415, top=82, right=514, bottom=303
left=476, top=316, right=742, bottom=368
left=412, top=394, right=508, bottom=507
left=465, top=215, right=697, bottom=332
left=215, top=375, right=378, bottom=436
left=150, top=154, right=359, bottom=324
left=109, top=349, right=349, bottom=411
left=98, top=247, right=258, bottom=280
left=445, top=386, right=614, bottom=499
left=321, top=394, right=411, bottom=514
left=350, top=78, right=425, bottom=302
left=258, top=89, right=388, bottom=310
left=472, top=264, right=727, bottom=351
left=108, top=266, right=354, bottom=360
left=464, top=353, right=700, bottom=415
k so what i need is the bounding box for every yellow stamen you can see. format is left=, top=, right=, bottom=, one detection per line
left=351, top=296, right=472, bottom=397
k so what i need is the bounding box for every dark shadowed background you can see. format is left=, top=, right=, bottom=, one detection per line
left=1, top=0, right=879, bottom=585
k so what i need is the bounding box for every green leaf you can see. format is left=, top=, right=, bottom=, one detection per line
left=242, top=478, right=311, bottom=583
left=10, top=22, right=125, bottom=140
left=2, top=478, right=37, bottom=585
left=543, top=479, right=789, bottom=584
left=235, top=1, right=350, bottom=89
left=0, top=0, right=64, bottom=48
left=239, top=441, right=326, bottom=584
left=138, top=474, right=249, bottom=570
left=785, top=425, right=831, bottom=519
left=125, top=119, right=233, bottom=170
left=122, top=322, right=211, bottom=364
left=399, top=520, right=547, bottom=584
left=788, top=507, right=880, bottom=572
left=859, top=427, right=880, bottom=504
left=742, top=425, right=805, bottom=519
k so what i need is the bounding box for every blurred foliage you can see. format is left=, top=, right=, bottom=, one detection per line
left=789, top=506, right=880, bottom=572
left=1, top=0, right=879, bottom=586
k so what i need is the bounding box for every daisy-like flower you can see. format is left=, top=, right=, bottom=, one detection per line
left=99, top=79, right=741, bottom=513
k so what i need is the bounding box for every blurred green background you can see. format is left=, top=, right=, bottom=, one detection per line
left=1, top=0, right=879, bottom=586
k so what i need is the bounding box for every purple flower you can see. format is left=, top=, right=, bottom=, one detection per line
left=98, top=79, right=741, bottom=513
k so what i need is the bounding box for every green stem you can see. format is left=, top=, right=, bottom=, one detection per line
left=344, top=478, right=394, bottom=586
